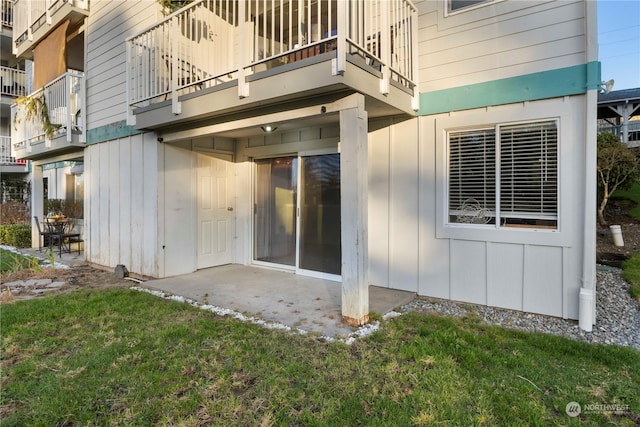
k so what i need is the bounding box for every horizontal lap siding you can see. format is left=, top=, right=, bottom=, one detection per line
left=416, top=0, right=586, bottom=91
left=86, top=1, right=162, bottom=129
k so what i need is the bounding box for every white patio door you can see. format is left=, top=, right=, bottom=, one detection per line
left=197, top=153, right=234, bottom=269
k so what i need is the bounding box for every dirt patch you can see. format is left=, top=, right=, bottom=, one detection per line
left=1, top=263, right=131, bottom=303
left=597, top=198, right=640, bottom=267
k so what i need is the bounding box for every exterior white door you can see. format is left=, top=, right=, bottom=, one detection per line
left=197, top=153, right=234, bottom=269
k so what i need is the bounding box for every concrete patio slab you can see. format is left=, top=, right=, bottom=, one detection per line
left=144, top=264, right=416, bottom=338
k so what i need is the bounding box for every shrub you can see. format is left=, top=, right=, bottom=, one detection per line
left=44, top=199, right=83, bottom=219
left=0, top=201, right=30, bottom=225
left=0, top=225, right=32, bottom=248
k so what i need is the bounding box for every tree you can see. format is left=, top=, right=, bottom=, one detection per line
left=158, top=0, right=193, bottom=15
left=597, top=132, right=638, bottom=226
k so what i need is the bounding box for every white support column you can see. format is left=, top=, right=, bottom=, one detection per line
left=339, top=94, right=369, bottom=326
left=31, top=164, right=44, bottom=249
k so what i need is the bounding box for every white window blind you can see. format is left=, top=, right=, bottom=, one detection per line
left=499, top=121, right=558, bottom=223
left=447, top=120, right=558, bottom=229
left=448, top=129, right=496, bottom=224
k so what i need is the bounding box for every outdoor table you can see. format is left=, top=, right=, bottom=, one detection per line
left=44, top=217, right=80, bottom=255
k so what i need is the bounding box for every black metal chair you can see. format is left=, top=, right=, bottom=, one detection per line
left=34, top=216, right=56, bottom=252
left=59, top=219, right=82, bottom=255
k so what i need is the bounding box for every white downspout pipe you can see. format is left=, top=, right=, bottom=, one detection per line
left=580, top=0, right=599, bottom=332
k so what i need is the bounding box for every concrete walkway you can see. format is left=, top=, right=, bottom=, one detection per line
left=145, top=264, right=416, bottom=338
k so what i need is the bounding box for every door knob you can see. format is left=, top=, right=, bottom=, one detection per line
left=227, top=207, right=234, bottom=211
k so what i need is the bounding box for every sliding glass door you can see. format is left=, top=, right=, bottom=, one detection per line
left=299, top=154, right=341, bottom=276
left=254, top=157, right=297, bottom=266
left=254, top=153, right=341, bottom=279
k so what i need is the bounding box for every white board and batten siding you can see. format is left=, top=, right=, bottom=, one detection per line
left=416, top=0, right=587, bottom=92
left=368, top=96, right=587, bottom=320
left=84, top=133, right=160, bottom=278
left=85, top=1, right=164, bottom=129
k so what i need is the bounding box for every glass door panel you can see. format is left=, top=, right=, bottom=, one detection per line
left=299, top=154, right=341, bottom=275
left=254, top=157, right=297, bottom=266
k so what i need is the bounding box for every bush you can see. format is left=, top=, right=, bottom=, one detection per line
left=0, top=201, right=30, bottom=225
left=44, top=199, right=83, bottom=219
left=0, top=225, right=32, bottom=248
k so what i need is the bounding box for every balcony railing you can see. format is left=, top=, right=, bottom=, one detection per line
left=1, top=66, right=26, bottom=97
left=1, top=0, right=12, bottom=29
left=11, top=71, right=84, bottom=153
left=1, top=136, right=28, bottom=165
left=127, top=0, right=418, bottom=118
left=598, top=121, right=640, bottom=143
left=13, top=0, right=88, bottom=50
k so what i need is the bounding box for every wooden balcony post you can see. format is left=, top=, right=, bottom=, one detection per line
left=411, top=4, right=419, bottom=111
left=65, top=73, right=72, bottom=143
left=171, top=16, right=181, bottom=115
left=237, top=0, right=249, bottom=98
left=334, top=0, right=346, bottom=75
left=380, top=0, right=390, bottom=95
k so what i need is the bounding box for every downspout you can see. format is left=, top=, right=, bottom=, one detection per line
left=580, top=0, right=599, bottom=331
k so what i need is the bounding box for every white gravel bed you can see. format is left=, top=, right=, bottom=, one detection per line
left=400, top=266, right=640, bottom=351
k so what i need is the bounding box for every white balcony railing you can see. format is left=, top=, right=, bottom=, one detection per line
left=13, top=0, right=89, bottom=50
left=1, top=136, right=28, bottom=165
left=598, top=121, right=640, bottom=142
left=11, top=71, right=84, bottom=152
left=127, top=0, right=418, bottom=118
left=1, top=0, right=13, bottom=28
left=1, top=66, right=27, bottom=97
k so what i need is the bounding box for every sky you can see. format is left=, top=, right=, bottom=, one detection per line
left=597, top=0, right=640, bottom=91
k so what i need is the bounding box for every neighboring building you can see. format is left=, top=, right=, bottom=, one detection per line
left=12, top=0, right=599, bottom=329
left=1, top=0, right=29, bottom=202
left=598, top=88, right=640, bottom=146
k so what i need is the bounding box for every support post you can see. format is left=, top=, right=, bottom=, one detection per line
left=339, top=94, right=369, bottom=326
left=334, top=0, right=346, bottom=75
left=31, top=164, right=44, bottom=249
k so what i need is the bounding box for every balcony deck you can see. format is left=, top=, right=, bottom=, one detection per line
left=12, top=0, right=88, bottom=59
left=11, top=71, right=85, bottom=161
left=127, top=0, right=418, bottom=130
left=0, top=136, right=28, bottom=173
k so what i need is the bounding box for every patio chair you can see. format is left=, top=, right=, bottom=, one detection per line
left=59, top=218, right=82, bottom=255
left=34, top=216, right=56, bottom=252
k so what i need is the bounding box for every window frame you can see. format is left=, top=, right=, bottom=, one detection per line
left=445, top=119, right=559, bottom=231
left=446, top=0, right=496, bottom=15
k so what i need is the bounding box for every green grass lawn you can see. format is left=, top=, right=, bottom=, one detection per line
left=611, top=182, right=640, bottom=300
left=612, top=182, right=640, bottom=220
left=0, top=248, right=38, bottom=273
left=621, top=254, right=640, bottom=301
left=1, top=289, right=639, bottom=426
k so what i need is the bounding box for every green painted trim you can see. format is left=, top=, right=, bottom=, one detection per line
left=86, top=120, right=144, bottom=145
left=418, top=62, right=601, bottom=116
left=42, top=161, right=82, bottom=171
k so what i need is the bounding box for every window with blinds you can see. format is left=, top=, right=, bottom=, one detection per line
left=448, top=129, right=496, bottom=224
left=447, top=120, right=558, bottom=229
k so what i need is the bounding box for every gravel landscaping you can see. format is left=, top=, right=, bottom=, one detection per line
left=401, top=266, right=640, bottom=351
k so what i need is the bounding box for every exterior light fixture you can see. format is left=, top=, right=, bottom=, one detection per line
left=600, top=79, right=614, bottom=94
left=261, top=125, right=277, bottom=133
